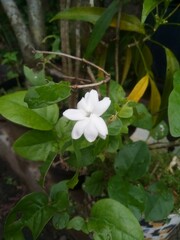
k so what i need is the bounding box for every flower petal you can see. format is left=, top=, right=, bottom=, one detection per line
left=63, top=109, right=86, bottom=121
left=85, top=89, right=99, bottom=110
left=77, top=97, right=88, bottom=113
left=84, top=116, right=98, bottom=142
left=93, top=97, right=111, bottom=116
left=72, top=119, right=89, bottom=139
left=91, top=114, right=108, bottom=139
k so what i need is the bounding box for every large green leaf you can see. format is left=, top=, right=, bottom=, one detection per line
left=13, top=130, right=58, bottom=161
left=144, top=182, right=174, bottom=221
left=52, top=7, right=145, bottom=34
left=0, top=91, right=58, bottom=130
left=168, top=70, right=180, bottom=137
left=4, top=192, right=55, bottom=240
left=108, top=176, right=145, bottom=220
left=88, top=198, right=144, bottom=240
left=114, top=141, right=151, bottom=180
left=158, top=48, right=179, bottom=122
left=24, top=81, right=71, bottom=108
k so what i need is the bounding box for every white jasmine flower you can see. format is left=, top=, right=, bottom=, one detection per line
left=63, top=89, right=111, bottom=142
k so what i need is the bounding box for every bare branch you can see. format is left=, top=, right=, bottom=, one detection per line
left=33, top=49, right=111, bottom=89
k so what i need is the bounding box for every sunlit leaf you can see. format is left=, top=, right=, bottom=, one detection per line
left=0, top=91, right=58, bottom=130
left=127, top=74, right=149, bottom=102
left=13, top=130, right=58, bottom=161
left=88, top=198, right=144, bottom=240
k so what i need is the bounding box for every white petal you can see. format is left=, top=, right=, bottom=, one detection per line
left=84, top=117, right=98, bottom=142
left=77, top=97, right=88, bottom=113
left=93, top=97, right=111, bottom=116
left=72, top=119, right=89, bottom=139
left=91, top=114, right=108, bottom=139
left=63, top=109, right=86, bottom=121
left=85, top=89, right=99, bottom=110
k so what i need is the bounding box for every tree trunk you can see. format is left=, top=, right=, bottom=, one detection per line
left=0, top=0, right=35, bottom=65
left=26, top=0, right=46, bottom=49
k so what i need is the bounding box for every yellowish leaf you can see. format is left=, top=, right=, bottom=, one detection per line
left=121, top=47, right=132, bottom=85
left=127, top=74, right=149, bottom=102
left=149, top=77, right=161, bottom=116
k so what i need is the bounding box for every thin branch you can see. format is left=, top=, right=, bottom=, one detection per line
left=33, top=49, right=111, bottom=89
left=148, top=140, right=180, bottom=150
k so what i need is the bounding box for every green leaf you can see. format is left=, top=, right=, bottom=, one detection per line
left=145, top=182, right=174, bottom=221
left=67, top=171, right=79, bottom=189
left=67, top=216, right=88, bottom=233
left=39, top=151, right=57, bottom=186
left=68, top=143, right=96, bottom=168
left=114, top=141, right=151, bottom=180
left=158, top=48, right=179, bottom=122
left=13, top=130, right=58, bottom=161
left=85, top=0, right=121, bottom=58
left=24, top=81, right=71, bottom=108
left=150, top=120, right=168, bottom=140
left=83, top=171, right=104, bottom=197
left=52, top=7, right=145, bottom=34
left=4, top=192, right=55, bottom=240
left=108, top=118, right=123, bottom=136
left=49, top=181, right=69, bottom=214
left=168, top=70, right=180, bottom=137
left=100, top=80, right=125, bottom=104
left=0, top=91, right=58, bottom=130
left=52, top=212, right=69, bottom=230
left=118, top=104, right=133, bottom=118
left=108, top=176, right=146, bottom=220
left=88, top=198, right=144, bottom=240
left=24, top=66, right=47, bottom=86
left=107, top=135, right=122, bottom=153
left=141, top=0, right=164, bottom=23
left=131, top=102, right=153, bottom=130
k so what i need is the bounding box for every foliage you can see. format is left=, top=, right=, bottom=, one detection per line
left=0, top=0, right=180, bottom=239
